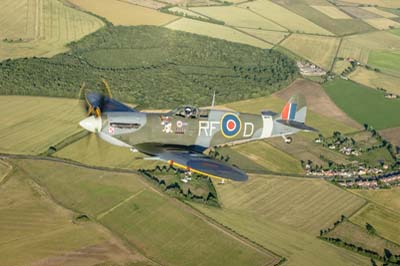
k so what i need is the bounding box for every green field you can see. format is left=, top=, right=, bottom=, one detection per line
left=0, top=96, right=85, bottom=155
left=353, top=187, right=400, bottom=214
left=351, top=203, right=400, bottom=245
left=18, top=159, right=281, bottom=266
left=280, top=34, right=340, bottom=69
left=1, top=25, right=297, bottom=108
left=238, top=0, right=333, bottom=35
left=0, top=0, right=104, bottom=61
left=193, top=174, right=369, bottom=266
left=324, top=79, right=400, bottom=130
left=368, top=50, right=400, bottom=76
left=0, top=160, right=148, bottom=266
left=325, top=221, right=400, bottom=257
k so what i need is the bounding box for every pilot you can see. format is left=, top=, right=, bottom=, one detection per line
left=184, top=106, right=193, bottom=118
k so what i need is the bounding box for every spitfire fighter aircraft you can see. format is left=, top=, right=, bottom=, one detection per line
left=79, top=83, right=316, bottom=182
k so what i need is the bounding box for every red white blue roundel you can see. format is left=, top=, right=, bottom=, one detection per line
left=221, top=113, right=241, bottom=138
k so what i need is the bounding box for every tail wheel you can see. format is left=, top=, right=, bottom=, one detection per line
left=285, top=137, right=293, bottom=144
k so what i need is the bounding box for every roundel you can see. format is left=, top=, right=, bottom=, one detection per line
left=221, top=113, right=242, bottom=138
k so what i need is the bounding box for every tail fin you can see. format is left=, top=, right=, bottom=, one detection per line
left=280, top=94, right=307, bottom=123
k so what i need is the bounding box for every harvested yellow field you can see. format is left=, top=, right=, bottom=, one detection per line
left=69, top=0, right=177, bottom=26
left=239, top=1, right=333, bottom=35
left=0, top=0, right=104, bottom=61
left=311, top=5, right=352, bottom=19
left=338, top=31, right=400, bottom=64
left=190, top=6, right=286, bottom=31
left=281, top=34, right=340, bottom=69
left=339, top=0, right=400, bottom=8
left=348, top=67, right=400, bottom=95
left=194, top=174, right=369, bottom=266
left=239, top=28, right=288, bottom=44
left=364, top=18, right=400, bottom=30
left=361, top=6, right=398, bottom=18
left=166, top=18, right=272, bottom=48
left=0, top=96, right=85, bottom=155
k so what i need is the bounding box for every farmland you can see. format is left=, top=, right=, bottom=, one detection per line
left=353, top=187, right=400, bottom=214
left=311, top=5, right=352, bottom=19
left=0, top=160, right=150, bottom=266
left=0, top=96, right=85, bottom=155
left=364, top=18, right=400, bottom=30
left=380, top=127, right=400, bottom=146
left=1, top=26, right=298, bottom=108
left=190, top=6, right=287, bottom=31
left=350, top=203, right=400, bottom=245
left=281, top=34, right=340, bottom=69
left=16, top=159, right=281, bottom=266
left=166, top=18, right=273, bottom=48
left=368, top=50, right=400, bottom=76
left=0, top=0, right=104, bottom=61
left=54, top=134, right=162, bottom=169
left=338, top=31, right=400, bottom=64
left=238, top=0, right=333, bottom=35
left=323, top=79, right=400, bottom=130
left=273, top=0, right=374, bottom=36
left=68, top=0, right=177, bottom=26
left=194, top=174, right=369, bottom=266
left=238, top=28, right=288, bottom=45
left=348, top=67, right=400, bottom=95
left=361, top=7, right=398, bottom=18
left=336, top=0, right=400, bottom=8
left=325, top=221, right=400, bottom=257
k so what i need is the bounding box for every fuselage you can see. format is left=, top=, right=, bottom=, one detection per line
left=96, top=107, right=299, bottom=154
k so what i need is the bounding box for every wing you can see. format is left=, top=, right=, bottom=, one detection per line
left=136, top=143, right=248, bottom=182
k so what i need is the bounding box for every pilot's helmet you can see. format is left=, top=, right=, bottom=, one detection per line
left=184, top=106, right=192, bottom=116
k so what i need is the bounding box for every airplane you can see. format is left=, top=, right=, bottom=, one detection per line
left=79, top=82, right=316, bottom=182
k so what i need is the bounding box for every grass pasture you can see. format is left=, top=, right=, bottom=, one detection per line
left=166, top=18, right=272, bottom=48
left=18, top=159, right=281, bottom=266
left=364, top=18, right=400, bottom=30
left=280, top=34, right=340, bottom=69
left=190, top=6, right=286, bottom=31
left=0, top=0, right=104, bottom=61
left=238, top=1, right=333, bottom=35
left=348, top=67, right=400, bottom=95
left=350, top=203, right=400, bottom=245
left=0, top=161, right=146, bottom=266
left=311, top=5, right=352, bottom=19
left=0, top=96, right=85, bottom=155
left=324, top=79, right=400, bottom=130
left=338, top=31, right=400, bottom=64
left=368, top=50, right=400, bottom=77
left=325, top=221, right=400, bottom=257
left=194, top=174, right=369, bottom=266
left=69, top=0, right=177, bottom=26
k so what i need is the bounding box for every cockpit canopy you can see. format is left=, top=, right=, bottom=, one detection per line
left=170, top=105, right=209, bottom=119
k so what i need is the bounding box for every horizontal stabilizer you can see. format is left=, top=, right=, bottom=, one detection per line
left=261, top=110, right=278, bottom=117
left=276, top=119, right=317, bottom=132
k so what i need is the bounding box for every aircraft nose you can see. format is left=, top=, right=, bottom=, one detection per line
left=79, top=116, right=102, bottom=133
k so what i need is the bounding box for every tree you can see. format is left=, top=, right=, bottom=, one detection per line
left=366, top=223, right=376, bottom=235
